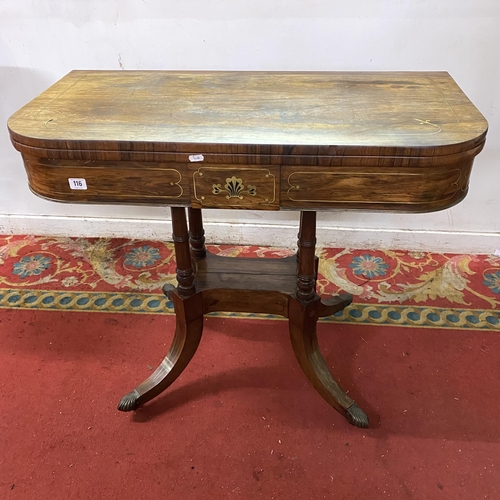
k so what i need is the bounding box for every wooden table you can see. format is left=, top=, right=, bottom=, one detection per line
left=8, top=71, right=487, bottom=428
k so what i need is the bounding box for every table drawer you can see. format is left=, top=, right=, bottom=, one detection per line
left=190, top=165, right=280, bottom=210
left=23, top=158, right=190, bottom=205
left=281, top=165, right=469, bottom=212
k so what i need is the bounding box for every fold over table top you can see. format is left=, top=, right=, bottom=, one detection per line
left=8, top=70, right=487, bottom=158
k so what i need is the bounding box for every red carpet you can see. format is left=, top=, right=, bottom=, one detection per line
left=1, top=236, right=500, bottom=499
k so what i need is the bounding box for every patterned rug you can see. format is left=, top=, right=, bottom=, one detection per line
left=2, top=234, right=500, bottom=499
left=1, top=235, right=499, bottom=331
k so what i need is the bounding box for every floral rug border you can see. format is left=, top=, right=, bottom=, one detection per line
left=2, top=288, right=498, bottom=331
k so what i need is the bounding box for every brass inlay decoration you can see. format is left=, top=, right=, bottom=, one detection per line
left=412, top=118, right=442, bottom=134
left=212, top=176, right=257, bottom=199
left=286, top=169, right=462, bottom=205
left=27, top=161, right=185, bottom=199
left=193, top=167, right=276, bottom=206
left=152, top=168, right=184, bottom=199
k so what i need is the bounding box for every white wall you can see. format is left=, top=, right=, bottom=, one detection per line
left=1, top=1, right=499, bottom=252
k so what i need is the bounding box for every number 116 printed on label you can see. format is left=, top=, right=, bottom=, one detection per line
left=68, top=178, right=87, bottom=190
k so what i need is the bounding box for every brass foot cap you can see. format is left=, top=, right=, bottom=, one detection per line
left=346, top=403, right=369, bottom=428
left=117, top=390, right=140, bottom=412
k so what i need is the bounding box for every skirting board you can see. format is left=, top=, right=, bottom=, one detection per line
left=1, top=214, right=499, bottom=254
